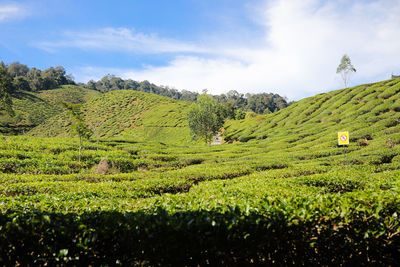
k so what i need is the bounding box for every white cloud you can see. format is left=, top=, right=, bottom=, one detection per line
left=0, top=2, right=29, bottom=22
left=70, top=0, right=400, bottom=100
left=38, top=27, right=205, bottom=54
left=72, top=66, right=124, bottom=83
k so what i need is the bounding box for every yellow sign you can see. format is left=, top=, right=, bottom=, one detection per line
left=338, top=131, right=349, bottom=145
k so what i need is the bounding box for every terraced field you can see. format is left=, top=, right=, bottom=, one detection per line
left=1, top=79, right=400, bottom=265
left=29, top=90, right=192, bottom=144
left=0, top=85, right=100, bottom=135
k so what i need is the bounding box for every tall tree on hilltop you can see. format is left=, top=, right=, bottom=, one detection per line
left=6, top=62, right=29, bottom=78
left=42, top=66, right=68, bottom=89
left=337, top=54, right=356, bottom=88
left=26, top=68, right=45, bottom=92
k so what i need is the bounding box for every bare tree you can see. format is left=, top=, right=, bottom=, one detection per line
left=336, top=54, right=356, bottom=88
left=89, top=120, right=104, bottom=150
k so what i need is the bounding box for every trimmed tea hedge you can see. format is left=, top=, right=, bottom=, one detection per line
left=1, top=205, right=399, bottom=266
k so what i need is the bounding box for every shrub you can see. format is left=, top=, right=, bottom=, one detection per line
left=94, top=158, right=111, bottom=174
left=358, top=139, right=370, bottom=146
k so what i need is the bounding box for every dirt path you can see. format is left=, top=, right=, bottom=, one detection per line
left=211, top=134, right=222, bottom=145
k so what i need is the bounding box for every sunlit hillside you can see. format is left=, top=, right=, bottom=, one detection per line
left=224, top=78, right=400, bottom=165
left=0, top=85, right=100, bottom=134
left=1, top=79, right=400, bottom=265
left=29, top=90, right=193, bottom=144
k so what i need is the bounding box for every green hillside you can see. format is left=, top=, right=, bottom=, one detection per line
left=0, top=85, right=100, bottom=134
left=36, top=85, right=101, bottom=105
left=29, top=90, right=193, bottom=143
left=224, top=78, right=400, bottom=163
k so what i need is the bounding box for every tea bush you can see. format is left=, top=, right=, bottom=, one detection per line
left=1, top=79, right=400, bottom=264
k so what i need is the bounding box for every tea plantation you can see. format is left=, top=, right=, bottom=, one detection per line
left=1, top=79, right=400, bottom=265
left=29, top=89, right=192, bottom=144
left=0, top=85, right=101, bottom=135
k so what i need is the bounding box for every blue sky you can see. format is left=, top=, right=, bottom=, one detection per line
left=1, top=0, right=400, bottom=100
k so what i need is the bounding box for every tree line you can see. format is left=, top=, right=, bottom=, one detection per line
left=1, top=61, right=290, bottom=116
left=0, top=62, right=75, bottom=92
left=84, top=74, right=290, bottom=116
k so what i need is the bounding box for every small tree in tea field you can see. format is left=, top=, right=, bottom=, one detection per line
left=62, top=102, right=92, bottom=163
left=89, top=120, right=104, bottom=150
left=187, top=93, right=226, bottom=144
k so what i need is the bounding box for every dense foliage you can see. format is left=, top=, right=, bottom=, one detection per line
left=187, top=94, right=226, bottom=144
left=1, top=78, right=400, bottom=264
left=0, top=66, right=14, bottom=116
left=1, top=61, right=74, bottom=92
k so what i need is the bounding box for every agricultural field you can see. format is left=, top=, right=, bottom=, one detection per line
left=29, top=89, right=192, bottom=144
left=0, top=85, right=100, bottom=135
left=1, top=79, right=400, bottom=265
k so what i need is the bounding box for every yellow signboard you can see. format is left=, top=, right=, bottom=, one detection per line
left=338, top=131, right=349, bottom=145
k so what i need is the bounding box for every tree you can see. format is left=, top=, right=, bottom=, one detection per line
left=42, top=66, right=68, bottom=90
left=7, top=62, right=29, bottom=77
left=62, top=102, right=92, bottom=163
left=89, top=120, right=104, bottom=150
left=12, top=76, right=31, bottom=91
left=187, top=94, right=226, bottom=144
left=226, top=90, right=247, bottom=110
left=27, top=68, right=45, bottom=91
left=139, top=80, right=151, bottom=93
left=65, top=73, right=75, bottom=85
left=0, top=66, right=15, bottom=116
left=180, top=90, right=198, bottom=102
left=337, top=54, right=356, bottom=88
left=86, top=80, right=97, bottom=90
left=235, top=109, right=246, bottom=120
left=221, top=102, right=236, bottom=119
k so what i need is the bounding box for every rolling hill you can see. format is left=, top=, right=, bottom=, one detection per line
left=0, top=85, right=101, bottom=134
left=223, top=78, right=400, bottom=164
left=28, top=90, right=193, bottom=143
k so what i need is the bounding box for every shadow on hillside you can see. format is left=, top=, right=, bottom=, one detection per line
left=11, top=90, right=46, bottom=103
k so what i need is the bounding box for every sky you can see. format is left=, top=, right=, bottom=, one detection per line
left=1, top=0, right=400, bottom=100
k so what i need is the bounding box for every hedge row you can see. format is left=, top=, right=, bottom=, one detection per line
left=1, top=207, right=399, bottom=266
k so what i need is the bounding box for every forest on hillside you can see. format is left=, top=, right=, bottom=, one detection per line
left=1, top=61, right=290, bottom=115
